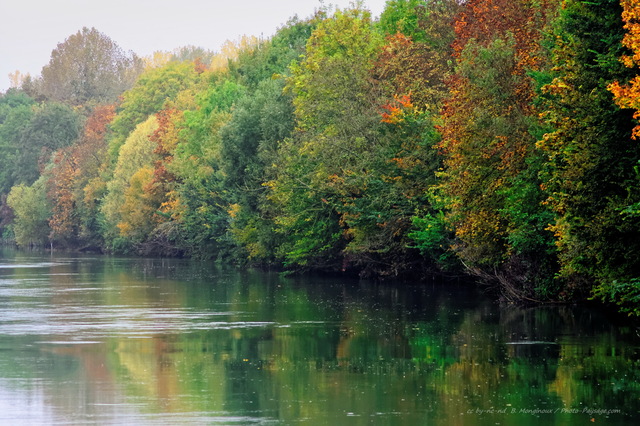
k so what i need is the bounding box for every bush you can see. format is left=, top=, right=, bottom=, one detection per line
left=591, top=278, right=640, bottom=317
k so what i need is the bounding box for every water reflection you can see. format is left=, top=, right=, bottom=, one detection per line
left=0, top=249, right=638, bottom=425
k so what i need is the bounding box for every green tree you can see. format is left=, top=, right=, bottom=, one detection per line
left=167, top=79, right=246, bottom=258
left=538, top=0, right=640, bottom=300
left=228, top=16, right=317, bottom=89
left=0, top=90, right=35, bottom=194
left=0, top=89, right=34, bottom=119
left=265, top=7, right=384, bottom=271
left=220, top=78, right=294, bottom=262
left=12, top=102, right=83, bottom=187
left=6, top=177, right=50, bottom=247
left=219, top=17, right=315, bottom=263
left=379, top=0, right=425, bottom=38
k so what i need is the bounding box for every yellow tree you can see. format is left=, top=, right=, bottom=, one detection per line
left=210, top=36, right=259, bottom=72
left=100, top=115, right=158, bottom=248
left=117, top=166, right=156, bottom=241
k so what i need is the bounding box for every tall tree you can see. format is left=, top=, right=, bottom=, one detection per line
left=46, top=104, right=115, bottom=248
left=437, top=0, right=558, bottom=299
left=538, top=0, right=640, bottom=299
left=220, top=78, right=294, bottom=262
left=166, top=79, right=246, bottom=258
left=267, top=7, right=383, bottom=271
left=220, top=18, right=314, bottom=262
left=39, top=27, right=143, bottom=106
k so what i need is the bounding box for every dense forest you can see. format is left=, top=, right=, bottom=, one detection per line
left=1, top=0, right=640, bottom=315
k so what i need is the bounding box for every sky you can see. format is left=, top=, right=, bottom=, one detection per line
left=0, top=0, right=389, bottom=93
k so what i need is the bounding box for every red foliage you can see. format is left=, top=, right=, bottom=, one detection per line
left=46, top=104, right=116, bottom=243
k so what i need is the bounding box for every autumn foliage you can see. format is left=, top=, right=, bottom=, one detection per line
left=2, top=1, right=640, bottom=314
left=46, top=104, right=115, bottom=246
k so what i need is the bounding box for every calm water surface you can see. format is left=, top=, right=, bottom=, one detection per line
left=0, top=249, right=638, bottom=425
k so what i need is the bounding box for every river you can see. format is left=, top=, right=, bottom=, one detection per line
left=0, top=248, right=638, bottom=425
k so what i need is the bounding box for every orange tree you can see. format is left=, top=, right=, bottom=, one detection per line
left=46, top=104, right=115, bottom=248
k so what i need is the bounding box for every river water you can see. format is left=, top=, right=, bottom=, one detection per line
left=0, top=249, right=638, bottom=425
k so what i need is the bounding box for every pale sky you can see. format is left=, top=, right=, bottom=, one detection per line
left=0, top=0, right=389, bottom=93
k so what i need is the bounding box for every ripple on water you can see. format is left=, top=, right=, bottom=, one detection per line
left=0, top=262, right=70, bottom=269
left=0, top=302, right=276, bottom=340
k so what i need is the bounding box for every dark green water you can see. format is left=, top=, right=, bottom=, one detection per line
left=0, top=249, right=638, bottom=425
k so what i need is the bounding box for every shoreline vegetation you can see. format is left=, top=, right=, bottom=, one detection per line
left=2, top=1, right=640, bottom=317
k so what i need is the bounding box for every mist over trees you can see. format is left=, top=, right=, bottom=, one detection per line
left=1, top=1, right=640, bottom=316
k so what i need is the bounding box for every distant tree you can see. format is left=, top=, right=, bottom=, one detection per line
left=209, top=36, right=259, bottom=72
left=143, top=51, right=174, bottom=70
left=170, top=45, right=216, bottom=65
left=229, top=16, right=316, bottom=89
left=7, top=71, right=30, bottom=89
left=39, top=27, right=143, bottom=106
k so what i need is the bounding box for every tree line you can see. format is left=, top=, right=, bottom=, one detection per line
left=1, top=0, right=640, bottom=315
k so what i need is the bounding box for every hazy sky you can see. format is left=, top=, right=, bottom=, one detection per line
left=0, top=0, right=389, bottom=93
